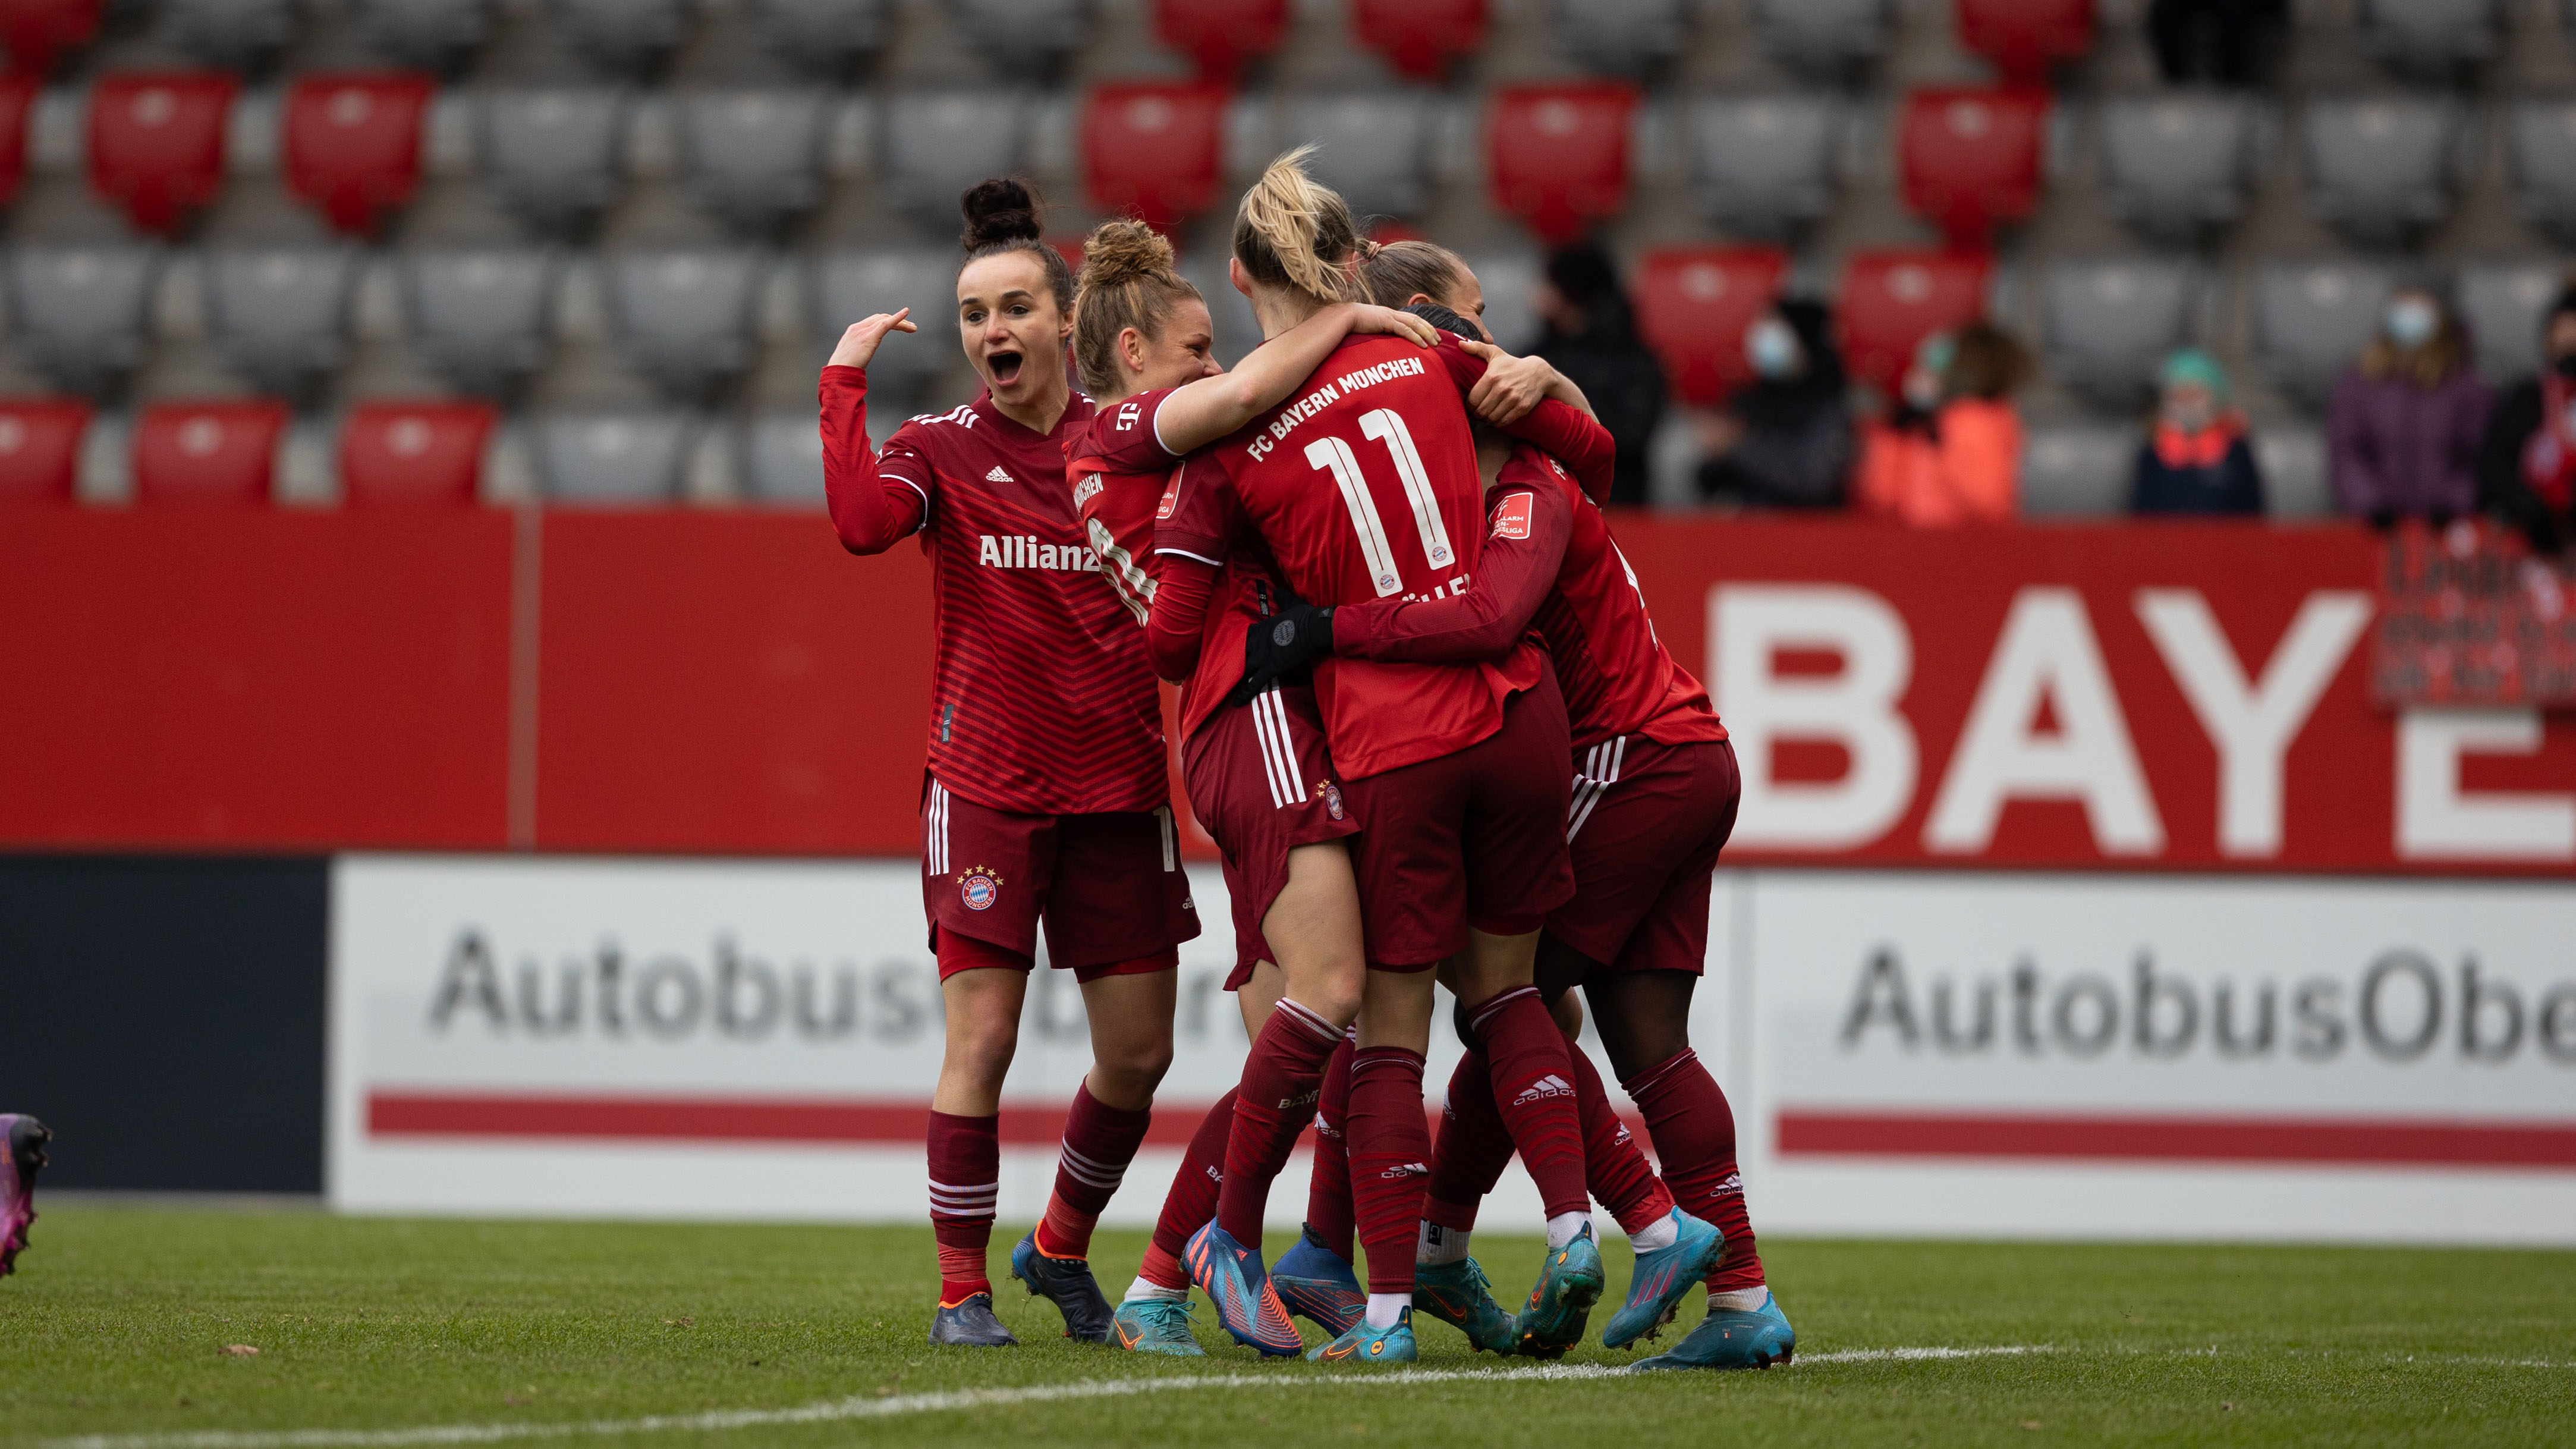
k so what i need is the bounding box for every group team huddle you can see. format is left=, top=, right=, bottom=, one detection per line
left=819, top=147, right=1793, bottom=1371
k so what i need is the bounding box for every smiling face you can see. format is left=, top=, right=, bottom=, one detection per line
left=957, top=250, right=1071, bottom=408
left=1123, top=298, right=1220, bottom=392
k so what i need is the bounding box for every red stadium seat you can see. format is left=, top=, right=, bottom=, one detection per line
left=1487, top=83, right=1638, bottom=244
left=340, top=400, right=496, bottom=508
left=284, top=71, right=435, bottom=237
left=1352, top=0, right=1486, bottom=80
left=1899, top=87, right=2049, bottom=245
left=1152, top=0, right=1287, bottom=77
left=1836, top=250, right=1992, bottom=394
left=0, top=0, right=102, bottom=76
left=1633, top=246, right=1791, bottom=407
left=1081, top=82, right=1228, bottom=234
left=1957, top=0, right=2095, bottom=83
left=0, top=73, right=34, bottom=207
left=87, top=71, right=236, bottom=236
left=132, top=399, right=288, bottom=507
left=0, top=396, right=90, bottom=505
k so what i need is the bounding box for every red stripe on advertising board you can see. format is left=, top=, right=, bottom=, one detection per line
left=1776, top=1110, right=2576, bottom=1168
left=367, top=1093, right=1474, bottom=1148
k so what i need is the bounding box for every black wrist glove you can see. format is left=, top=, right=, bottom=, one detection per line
left=1225, top=602, right=1335, bottom=708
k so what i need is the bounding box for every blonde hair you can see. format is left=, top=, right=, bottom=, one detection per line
left=1070, top=219, right=1203, bottom=395
left=1232, top=146, right=1359, bottom=305
left=1356, top=238, right=1470, bottom=312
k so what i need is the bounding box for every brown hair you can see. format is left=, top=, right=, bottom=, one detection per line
left=1945, top=321, right=2034, bottom=401
left=1231, top=146, right=1359, bottom=304
left=1356, top=238, right=1470, bottom=313
left=2360, top=291, right=2469, bottom=389
left=1070, top=218, right=1204, bottom=395
left=959, top=177, right=1074, bottom=316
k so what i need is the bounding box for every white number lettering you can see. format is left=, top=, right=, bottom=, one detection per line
left=1304, top=435, right=1406, bottom=596
left=1305, top=408, right=1459, bottom=598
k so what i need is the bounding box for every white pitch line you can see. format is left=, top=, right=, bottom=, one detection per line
left=41, top=1348, right=2055, bottom=1449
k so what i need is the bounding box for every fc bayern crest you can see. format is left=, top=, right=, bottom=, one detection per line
left=1320, top=781, right=1345, bottom=821
left=959, top=869, right=1001, bottom=911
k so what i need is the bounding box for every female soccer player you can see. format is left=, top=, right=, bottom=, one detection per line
left=820, top=179, right=1198, bottom=1350
left=1150, top=150, right=1609, bottom=1365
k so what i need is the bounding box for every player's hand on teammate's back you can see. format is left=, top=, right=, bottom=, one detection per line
left=828, top=309, right=919, bottom=370
left=1461, top=340, right=1556, bottom=427
left=1226, top=603, right=1336, bottom=708
left=1348, top=304, right=1440, bottom=348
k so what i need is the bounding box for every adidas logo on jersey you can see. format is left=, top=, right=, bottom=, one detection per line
left=986, top=465, right=1013, bottom=483
left=978, top=533, right=1102, bottom=574
left=1511, top=1074, right=1575, bottom=1107
left=1379, top=1161, right=1429, bottom=1180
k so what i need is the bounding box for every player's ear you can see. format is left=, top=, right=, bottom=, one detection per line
left=1118, top=325, right=1146, bottom=376
left=1228, top=256, right=1251, bottom=298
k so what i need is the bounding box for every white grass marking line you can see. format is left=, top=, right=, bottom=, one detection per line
left=42, top=1347, right=2056, bottom=1449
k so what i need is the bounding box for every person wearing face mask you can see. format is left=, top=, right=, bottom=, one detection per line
left=2476, top=282, right=2576, bottom=555
left=1854, top=322, right=2031, bottom=526
left=1694, top=299, right=1852, bottom=509
left=2131, top=348, right=2264, bottom=515
left=2328, top=287, right=2491, bottom=527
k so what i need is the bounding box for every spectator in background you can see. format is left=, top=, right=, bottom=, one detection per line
left=1534, top=241, right=1665, bottom=506
left=1855, top=322, right=2030, bottom=526
left=1695, top=298, right=1852, bottom=509
left=2132, top=348, right=2264, bottom=515
left=2148, top=0, right=2286, bottom=86
left=2329, top=285, right=2490, bottom=526
left=2476, top=281, right=2576, bottom=555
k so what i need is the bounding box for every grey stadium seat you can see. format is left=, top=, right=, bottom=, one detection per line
left=403, top=249, right=558, bottom=397
left=947, top=0, right=1090, bottom=70
left=549, top=0, right=691, bottom=76
left=881, top=91, right=1026, bottom=228
left=2359, top=0, right=2499, bottom=74
left=482, top=88, right=630, bottom=234
left=162, top=0, right=297, bottom=70
left=6, top=244, right=158, bottom=395
left=2253, top=263, right=2398, bottom=411
left=2508, top=100, right=2576, bottom=246
left=2456, top=263, right=2567, bottom=384
left=607, top=249, right=763, bottom=398
left=750, top=0, right=889, bottom=74
left=1753, top=0, right=1889, bottom=74
left=1690, top=95, right=1839, bottom=238
left=352, top=0, right=491, bottom=71
left=2042, top=259, right=2198, bottom=412
left=1553, top=0, right=1685, bottom=76
left=538, top=412, right=691, bottom=504
left=2099, top=94, right=2262, bottom=243
left=812, top=249, right=957, bottom=394
left=743, top=412, right=827, bottom=505
left=2256, top=427, right=2331, bottom=519
left=1458, top=250, right=1543, bottom=354
left=2021, top=424, right=2136, bottom=518
left=680, top=89, right=829, bottom=234
left=205, top=248, right=360, bottom=398
left=1285, top=95, right=1434, bottom=222
left=2304, top=97, right=2464, bottom=246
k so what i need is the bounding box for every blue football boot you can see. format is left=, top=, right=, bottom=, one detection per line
left=1512, top=1224, right=1606, bottom=1359
left=1184, top=1221, right=1304, bottom=1357
left=1111, top=1297, right=1205, bottom=1356
left=1410, top=1257, right=1518, bottom=1353
left=1600, top=1210, right=1725, bottom=1349
left=1630, top=1289, right=1796, bottom=1371
left=1008, top=1230, right=1115, bottom=1343
left=927, top=1291, right=1018, bottom=1347
left=1306, top=1305, right=1417, bottom=1365
left=1270, top=1224, right=1364, bottom=1336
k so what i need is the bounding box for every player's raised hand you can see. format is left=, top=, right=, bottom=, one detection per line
left=1349, top=303, right=1440, bottom=347
left=828, top=309, right=918, bottom=370
left=1460, top=340, right=1553, bottom=426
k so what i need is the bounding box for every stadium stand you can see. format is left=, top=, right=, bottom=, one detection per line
left=0, top=75, right=33, bottom=208
left=2302, top=96, right=2465, bottom=247
left=747, top=0, right=887, bottom=74
left=1352, top=0, right=1488, bottom=80
left=0, top=0, right=102, bottom=77
left=2506, top=99, right=2576, bottom=246
left=880, top=90, right=1024, bottom=228
left=549, top=0, right=692, bottom=77
left=2041, top=259, right=2198, bottom=412
left=1289, top=92, right=1435, bottom=222
left=537, top=411, right=690, bottom=503
left=0, top=397, right=91, bottom=506
left=6, top=244, right=156, bottom=397
left=338, top=401, right=497, bottom=508
left=1153, top=0, right=1289, bottom=78
left=606, top=249, right=762, bottom=400
left=678, top=87, right=829, bottom=235
left=1487, top=83, right=1637, bottom=244
left=205, top=247, right=360, bottom=400
left=1553, top=0, right=1686, bottom=77
left=131, top=400, right=289, bottom=507
left=349, top=0, right=492, bottom=74
left=162, top=0, right=297, bottom=71
left=2455, top=263, right=2564, bottom=386
left=1955, top=0, right=2095, bottom=83
left=2020, top=422, right=2134, bottom=517
left=402, top=248, right=559, bottom=398
left=1899, top=87, right=2050, bottom=245
left=480, top=87, right=628, bottom=234
left=282, top=73, right=435, bottom=237
left=1081, top=83, right=1228, bottom=235
left=1753, top=0, right=1891, bottom=74
left=2096, top=92, right=2263, bottom=243
left=87, top=71, right=237, bottom=237
left=1688, top=93, right=1839, bottom=238
left=2252, top=262, right=2399, bottom=411
left=2357, top=0, right=2499, bottom=74
left=810, top=248, right=955, bottom=394
left=1838, top=250, right=1993, bottom=395
left=1632, top=246, right=1790, bottom=407
left=949, top=0, right=1093, bottom=70
left=742, top=411, right=828, bottom=505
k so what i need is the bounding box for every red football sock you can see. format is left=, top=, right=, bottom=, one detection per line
left=1034, top=1080, right=1152, bottom=1262
left=1467, top=985, right=1589, bottom=1218
left=1215, top=998, right=1344, bottom=1250
left=1141, top=1087, right=1234, bottom=1291
left=1345, top=1045, right=1429, bottom=1296
left=1625, top=1048, right=1764, bottom=1292
left=1567, top=1043, right=1672, bottom=1233
left=1304, top=1034, right=1355, bottom=1258
left=927, top=1109, right=999, bottom=1305
left=1424, top=1050, right=1512, bottom=1233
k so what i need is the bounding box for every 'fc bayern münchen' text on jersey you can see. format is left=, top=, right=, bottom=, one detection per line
left=1062, top=386, right=1183, bottom=626
left=820, top=366, right=1167, bottom=815
left=1155, top=335, right=1536, bottom=779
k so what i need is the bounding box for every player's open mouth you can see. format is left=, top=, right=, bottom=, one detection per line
left=986, top=350, right=1024, bottom=386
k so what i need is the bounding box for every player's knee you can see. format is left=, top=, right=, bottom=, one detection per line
left=1094, top=1038, right=1172, bottom=1100
left=949, top=1014, right=1021, bottom=1084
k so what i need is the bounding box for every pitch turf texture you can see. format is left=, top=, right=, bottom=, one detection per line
left=4, top=1211, right=2569, bottom=1448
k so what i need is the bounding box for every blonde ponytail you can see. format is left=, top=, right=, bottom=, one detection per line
left=1232, top=146, right=1360, bottom=305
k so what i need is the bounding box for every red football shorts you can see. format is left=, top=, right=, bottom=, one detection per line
left=1181, top=681, right=1359, bottom=990
left=1342, top=666, right=1577, bottom=969
left=921, top=775, right=1199, bottom=981
left=1548, top=735, right=1741, bottom=976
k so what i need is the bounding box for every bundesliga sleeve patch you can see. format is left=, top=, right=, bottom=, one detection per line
left=1491, top=491, right=1536, bottom=540
left=1156, top=465, right=1185, bottom=521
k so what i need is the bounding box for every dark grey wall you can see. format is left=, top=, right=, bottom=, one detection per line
left=0, top=856, right=327, bottom=1192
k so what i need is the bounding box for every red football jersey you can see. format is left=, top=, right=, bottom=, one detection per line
left=1155, top=334, right=1539, bottom=779
left=1062, top=385, right=1182, bottom=626
left=842, top=377, right=1167, bottom=816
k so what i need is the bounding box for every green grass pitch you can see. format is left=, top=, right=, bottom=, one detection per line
left=2, top=1208, right=2569, bottom=1448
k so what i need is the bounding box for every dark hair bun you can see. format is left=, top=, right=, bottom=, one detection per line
left=960, top=177, right=1044, bottom=252
left=1404, top=301, right=1484, bottom=345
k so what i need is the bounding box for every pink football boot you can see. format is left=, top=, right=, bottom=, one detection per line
left=1, top=1115, right=51, bottom=1277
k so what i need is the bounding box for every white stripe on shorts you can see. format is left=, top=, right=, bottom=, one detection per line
left=1566, top=735, right=1626, bottom=842
left=926, top=781, right=950, bottom=876
left=1251, top=687, right=1303, bottom=809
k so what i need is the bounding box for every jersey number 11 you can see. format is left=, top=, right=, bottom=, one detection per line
left=1303, top=408, right=1457, bottom=598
